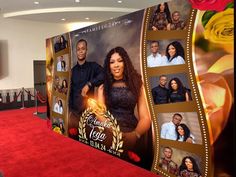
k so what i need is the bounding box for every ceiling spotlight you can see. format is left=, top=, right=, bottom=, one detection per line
left=85, top=17, right=90, bottom=20
left=34, top=1, right=39, bottom=5
left=61, top=18, right=66, bottom=21
left=117, top=0, right=122, bottom=3
left=75, top=0, right=80, bottom=2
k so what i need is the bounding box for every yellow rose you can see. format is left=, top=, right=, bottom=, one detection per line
left=53, top=127, right=62, bottom=134
left=204, top=8, right=234, bottom=44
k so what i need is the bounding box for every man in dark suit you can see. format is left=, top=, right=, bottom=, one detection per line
left=54, top=36, right=61, bottom=53
left=69, top=39, right=103, bottom=115
left=151, top=75, right=169, bottom=104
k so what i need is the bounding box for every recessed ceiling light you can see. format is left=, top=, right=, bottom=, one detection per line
left=61, top=18, right=66, bottom=21
left=117, top=0, right=122, bottom=3
left=85, top=17, right=90, bottom=20
left=75, top=0, right=80, bottom=2
left=110, top=17, right=114, bottom=19
left=34, top=1, right=39, bottom=5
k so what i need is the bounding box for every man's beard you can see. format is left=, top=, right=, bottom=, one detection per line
left=77, top=57, right=86, bottom=61
left=160, top=84, right=166, bottom=87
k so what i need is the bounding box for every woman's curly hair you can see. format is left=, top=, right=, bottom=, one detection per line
left=103, top=46, right=142, bottom=107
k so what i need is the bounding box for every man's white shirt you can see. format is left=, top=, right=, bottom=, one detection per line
left=161, top=121, right=195, bottom=142
left=57, top=61, right=62, bottom=71
left=161, top=121, right=177, bottom=140
left=147, top=53, right=168, bottom=67
left=54, top=102, right=59, bottom=113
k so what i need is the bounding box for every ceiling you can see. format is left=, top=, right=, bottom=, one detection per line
left=0, top=0, right=164, bottom=24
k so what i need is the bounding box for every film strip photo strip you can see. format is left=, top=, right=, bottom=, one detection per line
left=141, top=1, right=212, bottom=177
left=50, top=33, right=71, bottom=136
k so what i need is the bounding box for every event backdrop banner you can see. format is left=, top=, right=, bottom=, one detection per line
left=46, top=0, right=234, bottom=176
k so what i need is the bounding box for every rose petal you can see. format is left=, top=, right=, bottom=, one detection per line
left=208, top=55, right=234, bottom=73
left=189, top=0, right=232, bottom=11
left=128, top=151, right=141, bottom=162
left=199, top=73, right=232, bottom=144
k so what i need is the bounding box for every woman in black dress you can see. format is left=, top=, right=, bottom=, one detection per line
left=59, top=35, right=68, bottom=50
left=179, top=156, right=202, bottom=177
left=60, top=79, right=68, bottom=94
left=97, top=46, right=152, bottom=169
left=168, top=77, right=191, bottom=103
left=150, top=2, right=172, bottom=31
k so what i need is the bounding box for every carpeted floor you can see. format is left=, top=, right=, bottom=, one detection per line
left=0, top=107, right=159, bottom=177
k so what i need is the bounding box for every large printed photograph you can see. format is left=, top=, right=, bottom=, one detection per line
left=67, top=9, right=154, bottom=170
left=46, top=0, right=234, bottom=176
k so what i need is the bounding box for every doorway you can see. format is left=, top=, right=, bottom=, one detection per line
left=33, top=60, right=47, bottom=119
left=33, top=60, right=46, bottom=97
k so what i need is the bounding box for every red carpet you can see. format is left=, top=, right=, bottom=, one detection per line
left=0, top=107, right=159, bottom=177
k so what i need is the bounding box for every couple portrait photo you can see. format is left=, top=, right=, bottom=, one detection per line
left=150, top=73, right=192, bottom=105
left=149, top=0, right=191, bottom=31
left=53, top=96, right=64, bottom=115
left=53, top=76, right=68, bottom=95
left=147, top=40, right=185, bottom=68
left=157, top=112, right=202, bottom=144
left=53, top=34, right=68, bottom=53
left=56, top=54, right=69, bottom=72
left=158, top=146, right=202, bottom=177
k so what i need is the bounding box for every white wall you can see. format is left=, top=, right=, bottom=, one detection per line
left=0, top=16, right=69, bottom=90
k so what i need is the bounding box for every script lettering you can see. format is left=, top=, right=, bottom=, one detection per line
left=89, top=126, right=106, bottom=141
left=86, top=115, right=108, bottom=142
